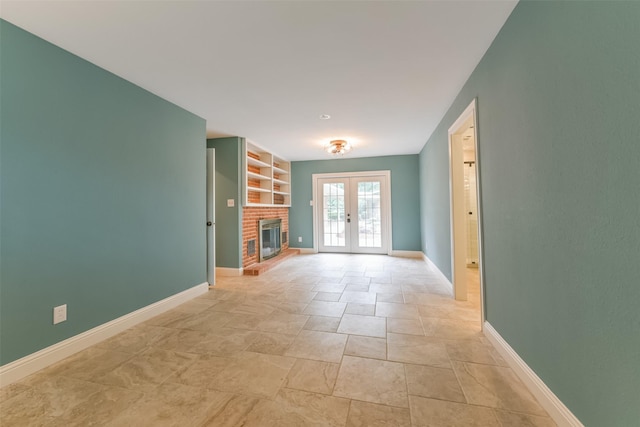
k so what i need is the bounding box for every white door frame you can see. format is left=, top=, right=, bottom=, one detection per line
left=448, top=99, right=486, bottom=323
left=312, top=171, right=392, bottom=255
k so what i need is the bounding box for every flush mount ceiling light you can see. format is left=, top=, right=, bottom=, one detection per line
left=325, top=139, right=352, bottom=155
left=319, top=114, right=331, bottom=120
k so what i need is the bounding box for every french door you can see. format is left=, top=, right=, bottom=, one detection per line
left=315, top=172, right=389, bottom=254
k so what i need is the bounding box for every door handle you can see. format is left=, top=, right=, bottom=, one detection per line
left=207, top=221, right=212, bottom=226
left=347, top=213, right=351, bottom=223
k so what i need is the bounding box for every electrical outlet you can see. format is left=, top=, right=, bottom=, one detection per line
left=53, top=304, right=67, bottom=325
left=309, top=200, right=313, bottom=206
left=298, top=236, right=302, bottom=243
left=227, top=199, right=235, bottom=207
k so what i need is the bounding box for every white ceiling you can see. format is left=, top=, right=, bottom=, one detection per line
left=1, top=0, right=517, bottom=161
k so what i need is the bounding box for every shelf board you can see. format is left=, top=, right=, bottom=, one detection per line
left=248, top=186, right=271, bottom=193
left=273, top=178, right=289, bottom=185
left=273, top=190, right=290, bottom=195
left=247, top=171, right=271, bottom=181
left=248, top=157, right=270, bottom=168
left=272, top=165, right=288, bottom=174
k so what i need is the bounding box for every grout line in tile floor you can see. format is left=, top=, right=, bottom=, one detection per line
left=0, top=253, right=556, bottom=426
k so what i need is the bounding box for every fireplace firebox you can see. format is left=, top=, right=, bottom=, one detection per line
left=258, top=219, right=282, bottom=262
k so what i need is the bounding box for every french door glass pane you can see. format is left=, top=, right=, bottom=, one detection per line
left=357, top=181, right=382, bottom=247
left=323, top=183, right=345, bottom=247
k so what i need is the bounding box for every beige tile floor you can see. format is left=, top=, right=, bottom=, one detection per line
left=0, top=254, right=556, bottom=426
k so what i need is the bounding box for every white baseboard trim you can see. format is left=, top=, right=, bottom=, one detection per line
left=390, top=250, right=424, bottom=259
left=421, top=253, right=454, bottom=294
left=483, top=322, right=583, bottom=427
left=289, top=247, right=315, bottom=254
left=0, top=282, right=208, bottom=388
left=216, top=267, right=243, bottom=277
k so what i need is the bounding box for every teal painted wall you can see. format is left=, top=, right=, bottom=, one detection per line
left=206, top=137, right=243, bottom=269
left=418, top=2, right=640, bottom=425
left=0, top=21, right=206, bottom=364
left=419, top=134, right=452, bottom=279
left=290, top=155, right=420, bottom=251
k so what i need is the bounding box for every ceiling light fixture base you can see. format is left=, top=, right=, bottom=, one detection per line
left=326, top=139, right=352, bottom=156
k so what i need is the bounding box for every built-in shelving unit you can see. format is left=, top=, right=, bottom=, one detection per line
left=243, top=140, right=291, bottom=206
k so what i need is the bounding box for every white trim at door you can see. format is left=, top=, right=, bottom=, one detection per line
left=448, top=98, right=486, bottom=325
left=312, top=171, right=392, bottom=255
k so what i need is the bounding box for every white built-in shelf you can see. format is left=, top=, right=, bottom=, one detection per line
left=248, top=186, right=271, bottom=193
left=247, top=171, right=271, bottom=181
left=243, top=140, right=291, bottom=207
left=247, top=157, right=271, bottom=168
left=272, top=165, right=288, bottom=174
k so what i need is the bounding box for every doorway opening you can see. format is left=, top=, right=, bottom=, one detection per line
left=448, top=99, right=484, bottom=321
left=312, top=171, right=391, bottom=254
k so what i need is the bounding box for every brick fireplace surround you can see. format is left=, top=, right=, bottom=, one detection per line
left=242, top=207, right=289, bottom=268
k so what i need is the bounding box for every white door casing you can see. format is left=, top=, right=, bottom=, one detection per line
left=448, top=99, right=485, bottom=326
left=313, top=171, right=391, bottom=255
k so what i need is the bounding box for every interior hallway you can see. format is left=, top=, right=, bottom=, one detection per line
left=0, top=254, right=555, bottom=426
